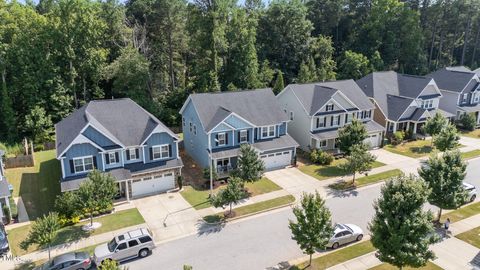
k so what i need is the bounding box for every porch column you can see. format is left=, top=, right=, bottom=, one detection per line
left=406, top=122, right=410, bottom=131
left=5, top=197, right=10, bottom=209
left=126, top=180, right=130, bottom=202
left=392, top=122, right=397, bottom=133
left=413, top=122, right=418, bottom=134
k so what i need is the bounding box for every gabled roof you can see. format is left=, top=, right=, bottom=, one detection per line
left=55, top=98, right=177, bottom=158
left=356, top=71, right=434, bottom=121
left=286, top=79, right=374, bottom=116
left=185, top=89, right=289, bottom=132
left=427, top=67, right=477, bottom=93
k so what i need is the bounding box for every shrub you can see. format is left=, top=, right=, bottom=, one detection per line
left=54, top=192, right=79, bottom=219
left=391, top=131, right=405, bottom=145
left=177, top=175, right=183, bottom=190
left=459, top=113, right=476, bottom=131
left=310, top=149, right=334, bottom=165
left=203, top=168, right=218, bottom=181
left=2, top=205, right=11, bottom=224
left=9, top=197, right=18, bottom=219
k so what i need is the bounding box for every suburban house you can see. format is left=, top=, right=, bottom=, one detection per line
left=277, top=80, right=385, bottom=153
left=427, top=66, right=480, bottom=126
left=0, top=150, right=12, bottom=221
left=356, top=71, right=453, bottom=136
left=55, top=98, right=183, bottom=200
left=179, top=89, right=299, bottom=176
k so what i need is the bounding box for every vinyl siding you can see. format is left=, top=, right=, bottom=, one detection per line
left=143, top=132, right=177, bottom=163
left=82, top=126, right=118, bottom=148
left=62, top=143, right=104, bottom=179
left=104, top=150, right=123, bottom=169
left=181, top=100, right=210, bottom=168
left=224, top=115, right=253, bottom=129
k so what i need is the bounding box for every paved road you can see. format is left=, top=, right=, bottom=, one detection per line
left=124, top=158, right=480, bottom=270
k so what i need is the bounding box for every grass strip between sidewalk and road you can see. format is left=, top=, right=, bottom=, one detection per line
left=290, top=241, right=375, bottom=270
left=203, top=195, right=295, bottom=223
left=455, top=226, right=480, bottom=249
left=461, top=149, right=480, bottom=160
left=369, top=262, right=443, bottom=270
left=181, top=177, right=281, bottom=210
left=440, top=201, right=480, bottom=223
left=299, top=160, right=385, bottom=181
left=8, top=208, right=145, bottom=256
left=328, top=169, right=403, bottom=190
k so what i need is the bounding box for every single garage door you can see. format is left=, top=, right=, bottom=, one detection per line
left=132, top=172, right=175, bottom=197
left=260, top=151, right=291, bottom=170
left=364, top=133, right=380, bottom=148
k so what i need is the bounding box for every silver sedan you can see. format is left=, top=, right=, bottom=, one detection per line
left=327, top=223, right=364, bottom=249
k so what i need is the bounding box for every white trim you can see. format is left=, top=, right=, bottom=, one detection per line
left=151, top=144, right=170, bottom=160
left=216, top=132, right=227, bottom=146
left=60, top=159, right=66, bottom=178
left=239, top=130, right=248, bottom=143
left=176, top=141, right=179, bottom=159
left=140, top=125, right=164, bottom=146
left=260, top=125, right=276, bottom=139
left=72, top=155, right=94, bottom=174
left=332, top=91, right=360, bottom=110
left=142, top=145, right=147, bottom=163
left=108, top=152, right=117, bottom=164
left=207, top=112, right=256, bottom=134
left=179, top=95, right=192, bottom=115
left=86, top=121, right=125, bottom=148
left=57, top=133, right=105, bottom=158
left=312, top=98, right=347, bottom=116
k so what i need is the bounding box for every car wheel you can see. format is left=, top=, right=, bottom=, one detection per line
left=139, top=248, right=149, bottom=258
left=470, top=195, right=476, bottom=203
left=356, top=234, right=363, bottom=241
left=332, top=242, right=339, bottom=249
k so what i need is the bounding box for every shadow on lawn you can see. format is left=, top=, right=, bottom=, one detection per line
left=18, top=157, right=61, bottom=220
left=313, top=165, right=344, bottom=178
left=410, top=146, right=433, bottom=155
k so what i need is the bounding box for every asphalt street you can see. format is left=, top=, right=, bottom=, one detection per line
left=123, top=158, right=480, bottom=270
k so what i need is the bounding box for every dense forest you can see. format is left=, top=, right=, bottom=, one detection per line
left=0, top=0, right=479, bottom=145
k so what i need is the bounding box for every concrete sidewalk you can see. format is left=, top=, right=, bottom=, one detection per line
left=325, top=213, right=480, bottom=270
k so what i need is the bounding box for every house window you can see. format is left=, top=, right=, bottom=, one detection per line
left=421, top=100, right=433, bottom=109
left=216, top=158, right=230, bottom=172
left=316, top=117, right=326, bottom=128
left=319, top=140, right=327, bottom=148
left=290, top=111, right=294, bottom=121
left=152, top=145, right=170, bottom=160
left=463, top=94, right=468, bottom=103
left=189, top=122, right=193, bottom=132
left=73, top=156, right=94, bottom=173
left=345, top=114, right=352, bottom=123
left=182, top=117, right=186, bottom=127
left=193, top=125, right=197, bottom=135
left=240, top=130, right=248, bottom=143
left=474, top=93, right=480, bottom=103
left=217, top=133, right=226, bottom=145
left=109, top=152, right=117, bottom=164
left=331, top=115, right=340, bottom=126
left=261, top=126, right=275, bottom=138
left=326, top=104, right=334, bottom=111
left=129, top=149, right=138, bottom=160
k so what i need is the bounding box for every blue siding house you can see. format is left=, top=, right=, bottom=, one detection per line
left=179, top=89, right=299, bottom=176
left=0, top=150, right=12, bottom=221
left=55, top=98, right=183, bottom=200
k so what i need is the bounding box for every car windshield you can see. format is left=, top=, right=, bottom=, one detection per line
left=335, top=224, right=345, bottom=230
left=107, top=238, right=117, bottom=252
left=344, top=224, right=353, bottom=232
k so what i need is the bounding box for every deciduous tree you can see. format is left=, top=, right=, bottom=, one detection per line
left=21, top=212, right=61, bottom=260
left=209, top=177, right=246, bottom=216
left=339, top=144, right=377, bottom=184
left=337, top=118, right=368, bottom=155
left=433, top=122, right=460, bottom=152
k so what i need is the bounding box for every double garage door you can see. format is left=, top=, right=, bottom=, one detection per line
left=260, top=151, right=292, bottom=170
left=132, top=172, right=175, bottom=198
left=364, top=133, right=381, bottom=148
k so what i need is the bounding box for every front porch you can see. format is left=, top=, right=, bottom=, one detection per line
left=386, top=121, right=425, bottom=137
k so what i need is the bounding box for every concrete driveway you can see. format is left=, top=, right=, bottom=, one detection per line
left=132, top=192, right=202, bottom=243
left=265, top=167, right=328, bottom=198
left=370, top=148, right=422, bottom=175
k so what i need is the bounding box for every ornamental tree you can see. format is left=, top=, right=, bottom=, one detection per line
left=209, top=177, right=247, bottom=216
left=234, top=144, right=265, bottom=183
left=337, top=118, right=368, bottom=155
left=289, top=191, right=333, bottom=267
left=424, top=112, right=448, bottom=144
left=433, top=122, right=460, bottom=152
left=369, top=175, right=437, bottom=269
left=418, top=150, right=468, bottom=221
left=339, top=144, right=376, bottom=184
left=21, top=212, right=61, bottom=260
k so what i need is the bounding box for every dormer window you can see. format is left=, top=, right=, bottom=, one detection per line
left=421, top=100, right=433, bottom=109
left=326, top=104, right=334, bottom=112
left=463, top=94, right=468, bottom=103
left=261, top=126, right=275, bottom=138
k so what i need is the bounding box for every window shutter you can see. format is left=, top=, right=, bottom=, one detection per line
left=115, top=152, right=119, bottom=163
left=93, top=156, right=97, bottom=168
left=323, top=117, right=326, bottom=126
left=135, top=149, right=140, bottom=159
left=254, top=128, right=258, bottom=140
left=150, top=148, right=153, bottom=160
left=215, top=134, right=219, bottom=146
left=69, top=160, right=74, bottom=173
left=225, top=133, right=229, bottom=144
left=126, top=150, right=130, bottom=161
left=316, top=118, right=319, bottom=128
left=247, top=130, right=250, bottom=141
left=238, top=131, right=241, bottom=143
left=330, top=116, right=333, bottom=126
left=168, top=145, right=172, bottom=157
left=105, top=154, right=110, bottom=165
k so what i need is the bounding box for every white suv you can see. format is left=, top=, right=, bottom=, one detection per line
left=94, top=228, right=155, bottom=266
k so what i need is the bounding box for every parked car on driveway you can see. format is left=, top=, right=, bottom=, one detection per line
left=93, top=228, right=155, bottom=266
left=463, top=182, right=477, bottom=203
left=327, top=223, right=364, bottom=249
left=34, top=252, right=91, bottom=270
left=0, top=224, right=9, bottom=255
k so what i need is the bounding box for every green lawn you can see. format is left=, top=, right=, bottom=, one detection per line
left=384, top=140, right=434, bottom=158
left=329, top=169, right=403, bottom=190
left=461, top=149, right=480, bottom=160
left=460, top=129, right=480, bottom=139
left=180, top=177, right=281, bottom=210
left=5, top=150, right=61, bottom=219
left=300, top=159, right=385, bottom=181
left=291, top=241, right=376, bottom=270
left=7, top=208, right=145, bottom=256
left=456, top=226, right=480, bottom=249
left=369, top=262, right=443, bottom=270
left=203, top=195, right=295, bottom=222
left=441, top=201, right=480, bottom=223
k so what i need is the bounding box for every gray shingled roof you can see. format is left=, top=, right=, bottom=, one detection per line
left=288, top=79, right=374, bottom=115
left=356, top=71, right=433, bottom=121
left=55, top=98, right=177, bottom=158
left=188, top=89, right=289, bottom=132
left=427, top=67, right=476, bottom=93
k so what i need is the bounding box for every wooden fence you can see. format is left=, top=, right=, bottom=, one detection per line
left=5, top=154, right=34, bottom=168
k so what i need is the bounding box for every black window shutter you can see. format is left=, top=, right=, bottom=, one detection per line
left=135, top=149, right=140, bottom=159
left=93, top=156, right=97, bottom=168
left=330, top=116, right=333, bottom=126
left=323, top=117, right=326, bottom=126
left=105, top=153, right=110, bottom=165
left=168, top=145, right=172, bottom=157
left=69, top=160, right=74, bottom=173
left=126, top=150, right=130, bottom=160
left=316, top=118, right=319, bottom=128
left=247, top=130, right=250, bottom=141
left=115, top=152, right=119, bottom=163
left=150, top=148, right=153, bottom=160
left=254, top=128, right=258, bottom=140
left=238, top=131, right=241, bottom=143
left=215, top=134, right=219, bottom=146
left=225, top=133, right=229, bottom=144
